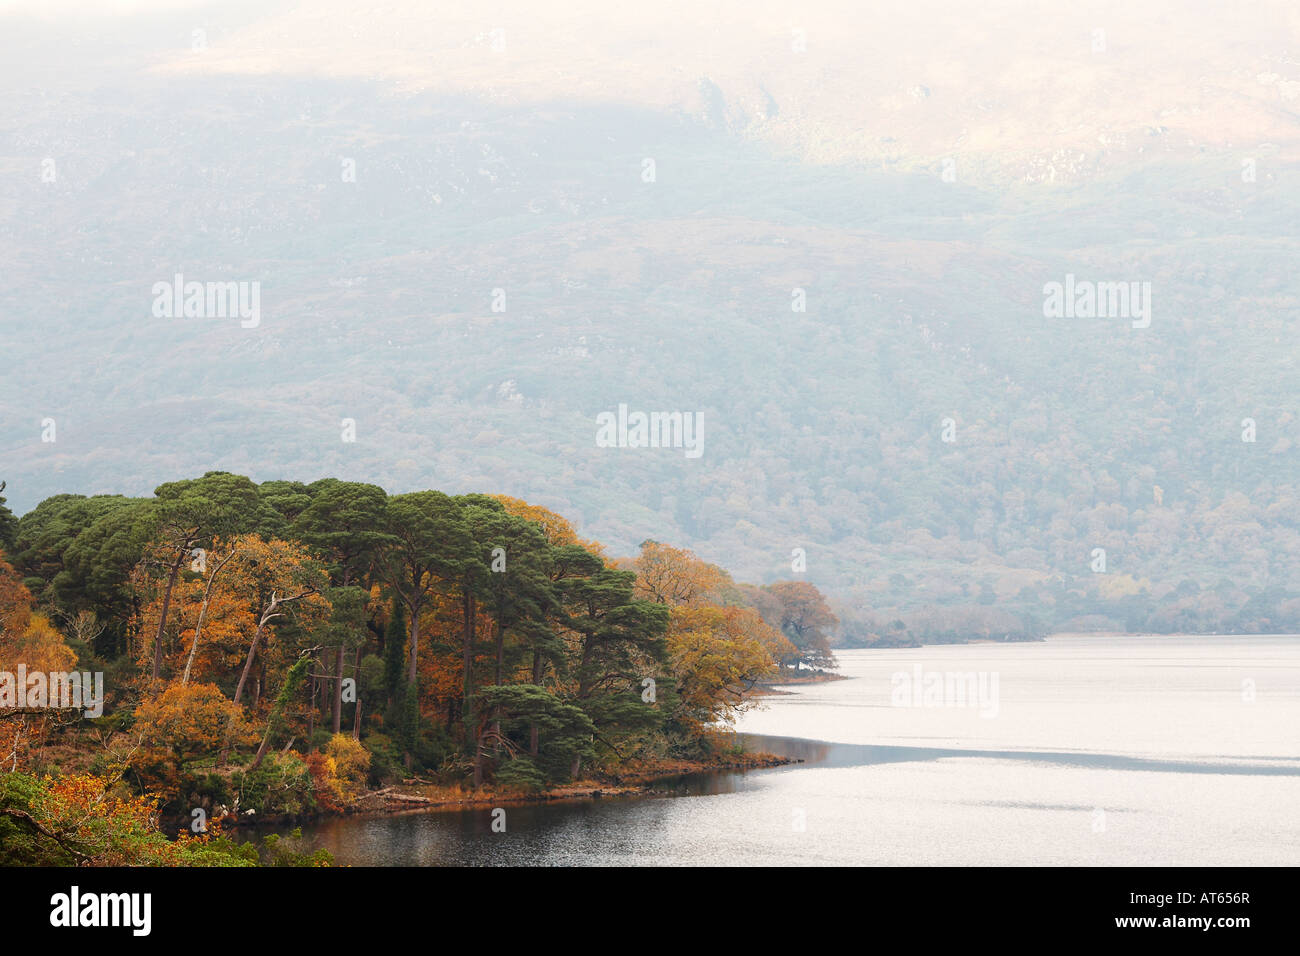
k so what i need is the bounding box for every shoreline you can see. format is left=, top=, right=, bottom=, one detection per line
left=752, top=671, right=846, bottom=696
left=210, top=750, right=798, bottom=828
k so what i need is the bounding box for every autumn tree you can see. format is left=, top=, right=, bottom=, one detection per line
left=666, top=605, right=777, bottom=736
left=765, top=581, right=839, bottom=671
left=492, top=494, right=605, bottom=556
left=140, top=473, right=261, bottom=684
left=133, top=682, right=252, bottom=794
left=625, top=540, right=731, bottom=608
left=0, top=556, right=33, bottom=639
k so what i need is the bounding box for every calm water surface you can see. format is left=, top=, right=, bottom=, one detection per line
left=269, top=635, right=1300, bottom=865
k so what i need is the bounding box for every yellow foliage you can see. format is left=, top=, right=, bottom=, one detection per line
left=667, top=605, right=777, bottom=734
left=132, top=682, right=251, bottom=776
left=492, top=495, right=606, bottom=556
left=0, top=613, right=77, bottom=673
left=626, top=540, right=731, bottom=608
left=1097, top=574, right=1150, bottom=600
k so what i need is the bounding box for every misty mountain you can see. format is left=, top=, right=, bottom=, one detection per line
left=2, top=2, right=1299, bottom=637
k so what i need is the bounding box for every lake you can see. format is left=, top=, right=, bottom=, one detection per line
left=268, top=635, right=1300, bottom=865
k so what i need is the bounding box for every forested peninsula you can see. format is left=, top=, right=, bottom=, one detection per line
left=0, top=474, right=836, bottom=865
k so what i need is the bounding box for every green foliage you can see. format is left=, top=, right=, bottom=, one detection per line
left=230, top=752, right=317, bottom=817
left=0, top=483, right=16, bottom=555
left=359, top=733, right=405, bottom=786
left=382, top=599, right=406, bottom=706
left=358, top=653, right=387, bottom=707
left=0, top=772, right=50, bottom=865
left=492, top=756, right=547, bottom=793
left=258, top=828, right=333, bottom=867
left=478, top=684, right=599, bottom=782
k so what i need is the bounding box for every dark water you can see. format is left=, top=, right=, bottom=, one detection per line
left=246, top=637, right=1300, bottom=865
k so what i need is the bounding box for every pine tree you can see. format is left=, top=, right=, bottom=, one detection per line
left=0, top=481, right=17, bottom=555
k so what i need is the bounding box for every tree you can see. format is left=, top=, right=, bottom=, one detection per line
left=179, top=539, right=246, bottom=685
left=666, top=605, right=777, bottom=736
left=0, top=481, right=17, bottom=555
left=476, top=684, right=597, bottom=783
left=0, top=556, right=33, bottom=639
left=229, top=540, right=330, bottom=706
left=381, top=599, right=406, bottom=711
left=492, top=494, right=605, bottom=556
left=56, top=498, right=154, bottom=656
left=765, top=581, right=839, bottom=671
left=134, top=682, right=250, bottom=779
left=624, top=540, right=731, bottom=608
left=557, top=562, right=669, bottom=776
left=0, top=612, right=77, bottom=674
left=321, top=585, right=367, bottom=734
left=141, top=473, right=260, bottom=684
left=249, top=652, right=313, bottom=772
left=456, top=505, right=559, bottom=783
left=293, top=480, right=390, bottom=734
left=382, top=492, right=473, bottom=691
left=12, top=494, right=138, bottom=602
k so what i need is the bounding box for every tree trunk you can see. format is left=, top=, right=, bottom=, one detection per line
left=575, top=639, right=595, bottom=700
left=352, top=644, right=364, bottom=736
left=461, top=590, right=476, bottom=745
left=331, top=645, right=344, bottom=735
left=249, top=726, right=273, bottom=772
left=232, top=622, right=266, bottom=707
left=530, top=648, right=542, bottom=756
left=472, top=723, right=486, bottom=788
left=491, top=619, right=504, bottom=748
left=306, top=666, right=317, bottom=745
left=406, top=602, right=420, bottom=685
left=494, top=619, right=504, bottom=686
left=151, top=552, right=185, bottom=682
left=181, top=549, right=238, bottom=686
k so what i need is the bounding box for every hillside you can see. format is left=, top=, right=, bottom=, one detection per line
left=2, top=3, right=1299, bottom=639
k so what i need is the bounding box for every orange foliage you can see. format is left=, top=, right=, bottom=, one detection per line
left=132, top=682, right=253, bottom=785
left=492, top=494, right=605, bottom=557
left=0, top=556, right=33, bottom=638
left=132, top=535, right=328, bottom=686
left=624, top=540, right=731, bottom=607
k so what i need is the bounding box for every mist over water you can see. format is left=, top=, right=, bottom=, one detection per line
left=278, top=636, right=1300, bottom=865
